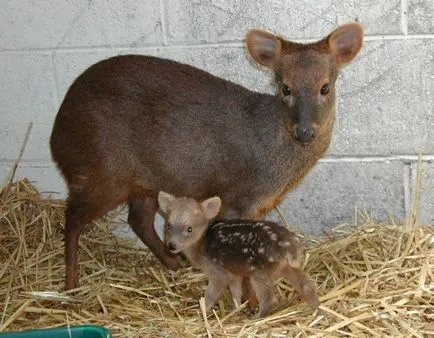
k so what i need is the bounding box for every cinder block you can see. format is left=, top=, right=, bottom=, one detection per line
left=0, top=52, right=57, bottom=160
left=410, top=161, right=434, bottom=226
left=0, top=0, right=163, bottom=50
left=408, top=0, right=434, bottom=34
left=164, top=0, right=401, bottom=42
left=330, top=39, right=434, bottom=156
left=0, top=123, right=54, bottom=161
left=268, top=161, right=406, bottom=235
left=0, top=53, right=56, bottom=123
left=0, top=160, right=67, bottom=197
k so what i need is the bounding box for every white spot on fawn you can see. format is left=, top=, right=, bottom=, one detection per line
left=288, top=257, right=300, bottom=268
left=268, top=256, right=275, bottom=262
left=269, top=233, right=277, bottom=241
left=218, top=223, right=244, bottom=228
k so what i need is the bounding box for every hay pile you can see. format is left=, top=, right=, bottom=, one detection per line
left=0, top=179, right=433, bottom=337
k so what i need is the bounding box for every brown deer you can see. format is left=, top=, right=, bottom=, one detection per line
left=50, top=23, right=363, bottom=290
left=157, top=191, right=319, bottom=318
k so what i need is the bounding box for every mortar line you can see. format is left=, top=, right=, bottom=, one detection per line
left=1, top=34, right=434, bottom=54
left=363, top=34, right=434, bottom=40
left=2, top=155, right=434, bottom=165
left=401, top=0, right=409, bottom=35
left=159, top=0, right=168, bottom=46
left=320, top=155, right=434, bottom=163
left=403, top=163, right=411, bottom=219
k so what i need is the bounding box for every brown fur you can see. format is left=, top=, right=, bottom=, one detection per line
left=158, top=192, right=319, bottom=318
left=50, top=23, right=363, bottom=290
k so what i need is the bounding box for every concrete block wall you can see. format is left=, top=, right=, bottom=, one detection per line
left=1, top=0, right=433, bottom=234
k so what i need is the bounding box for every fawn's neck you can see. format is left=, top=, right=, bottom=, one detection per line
left=182, top=237, right=206, bottom=268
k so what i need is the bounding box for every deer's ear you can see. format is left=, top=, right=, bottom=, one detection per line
left=328, top=23, right=364, bottom=66
left=246, top=29, right=282, bottom=68
left=158, top=191, right=175, bottom=214
left=200, top=196, right=222, bottom=220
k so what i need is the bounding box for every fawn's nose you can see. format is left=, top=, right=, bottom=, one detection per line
left=167, top=242, right=177, bottom=252
left=294, top=125, right=316, bottom=143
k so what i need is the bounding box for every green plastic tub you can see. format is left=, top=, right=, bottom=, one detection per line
left=0, top=325, right=111, bottom=338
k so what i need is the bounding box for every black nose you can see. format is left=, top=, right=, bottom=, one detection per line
left=167, top=242, right=177, bottom=252
left=295, top=126, right=316, bottom=143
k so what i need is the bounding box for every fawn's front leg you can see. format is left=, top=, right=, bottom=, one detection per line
left=204, top=268, right=231, bottom=312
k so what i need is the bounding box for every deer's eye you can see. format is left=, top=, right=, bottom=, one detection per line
left=321, top=83, right=330, bottom=95
left=282, top=85, right=291, bottom=96
left=187, top=227, right=193, bottom=233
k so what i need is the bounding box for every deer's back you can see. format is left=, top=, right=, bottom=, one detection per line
left=50, top=55, right=283, bottom=206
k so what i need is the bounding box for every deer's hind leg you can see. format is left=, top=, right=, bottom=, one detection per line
left=64, top=184, right=128, bottom=290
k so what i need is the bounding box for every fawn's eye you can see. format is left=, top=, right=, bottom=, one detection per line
left=282, top=85, right=291, bottom=96
left=321, top=83, right=330, bottom=95
left=187, top=227, right=193, bottom=233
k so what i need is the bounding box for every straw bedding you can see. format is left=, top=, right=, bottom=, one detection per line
left=0, top=179, right=433, bottom=337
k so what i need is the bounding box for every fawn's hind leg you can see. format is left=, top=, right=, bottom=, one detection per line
left=128, top=196, right=180, bottom=270
left=228, top=276, right=243, bottom=308
left=251, top=274, right=274, bottom=318
left=282, top=265, right=319, bottom=310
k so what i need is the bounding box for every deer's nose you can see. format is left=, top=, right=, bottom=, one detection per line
left=295, top=126, right=316, bottom=143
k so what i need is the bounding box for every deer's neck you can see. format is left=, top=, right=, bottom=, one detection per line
left=253, top=94, right=335, bottom=188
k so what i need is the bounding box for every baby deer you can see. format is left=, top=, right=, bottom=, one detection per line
left=158, top=191, right=319, bottom=318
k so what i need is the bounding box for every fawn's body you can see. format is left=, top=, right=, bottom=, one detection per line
left=50, top=24, right=363, bottom=290
left=158, top=192, right=319, bottom=317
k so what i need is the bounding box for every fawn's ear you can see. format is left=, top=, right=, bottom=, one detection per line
left=246, top=29, right=282, bottom=68
left=200, top=196, right=222, bottom=220
left=158, top=191, right=175, bottom=214
left=328, top=23, right=364, bottom=66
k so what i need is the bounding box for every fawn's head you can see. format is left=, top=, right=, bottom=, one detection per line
left=158, top=191, right=222, bottom=254
left=246, top=23, right=363, bottom=144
